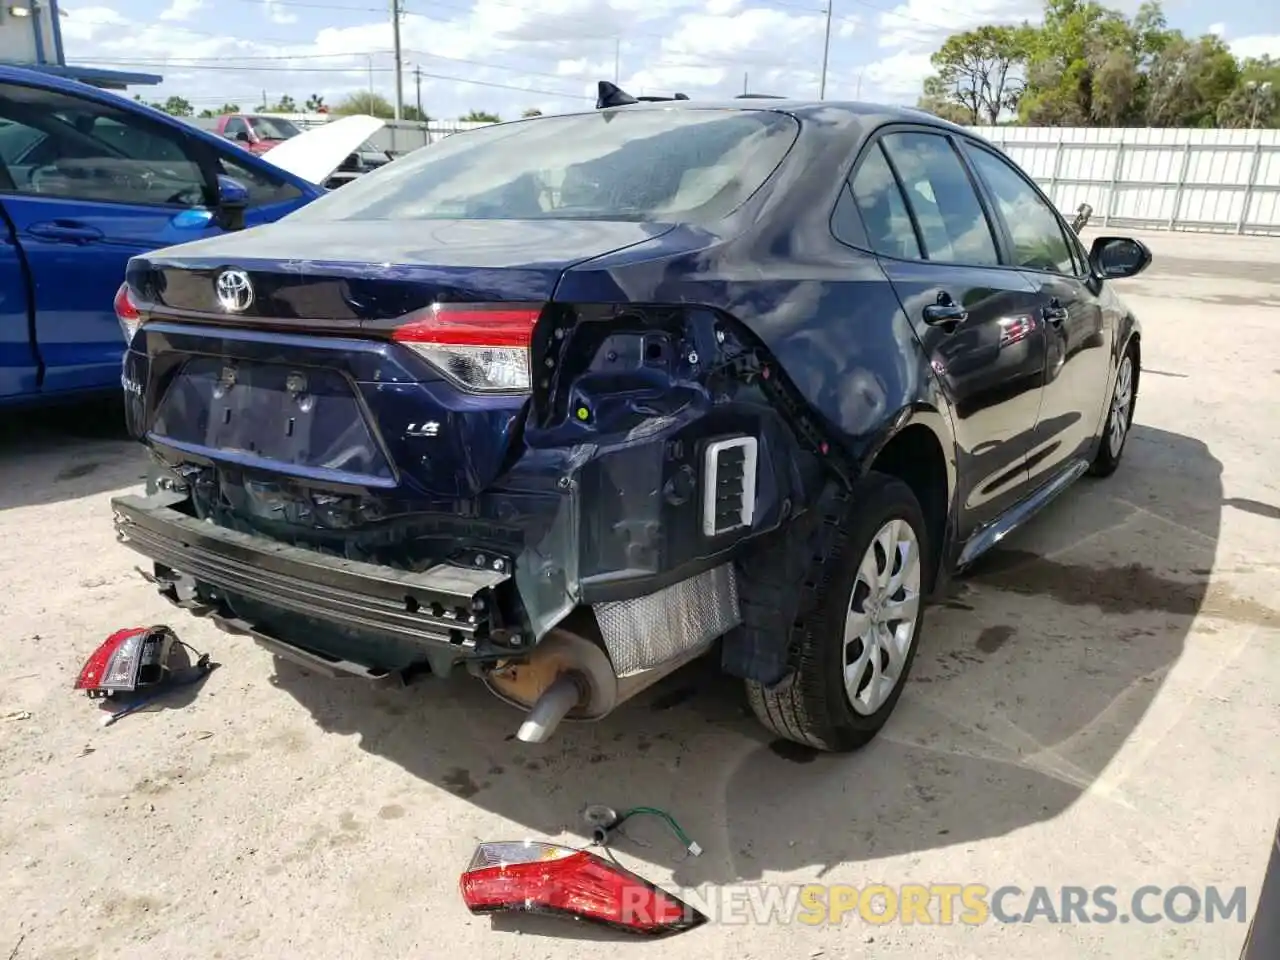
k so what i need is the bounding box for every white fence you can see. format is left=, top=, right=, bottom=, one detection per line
left=969, top=126, right=1280, bottom=236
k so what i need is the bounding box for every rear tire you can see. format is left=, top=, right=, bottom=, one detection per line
left=1089, top=340, right=1137, bottom=478
left=745, top=472, right=928, bottom=752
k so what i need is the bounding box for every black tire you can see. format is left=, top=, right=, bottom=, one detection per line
left=1089, top=339, right=1138, bottom=478
left=745, top=472, right=929, bottom=752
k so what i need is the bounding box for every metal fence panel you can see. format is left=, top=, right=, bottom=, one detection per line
left=967, top=125, right=1280, bottom=235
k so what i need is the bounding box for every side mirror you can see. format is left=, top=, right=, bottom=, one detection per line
left=214, top=174, right=250, bottom=231
left=1090, top=236, right=1151, bottom=280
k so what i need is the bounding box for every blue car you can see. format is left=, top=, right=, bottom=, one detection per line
left=0, top=65, right=343, bottom=405
left=110, top=83, right=1151, bottom=751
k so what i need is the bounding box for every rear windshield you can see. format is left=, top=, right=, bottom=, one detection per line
left=285, top=107, right=799, bottom=224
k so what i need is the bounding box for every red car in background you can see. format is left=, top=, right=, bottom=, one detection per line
left=213, top=113, right=303, bottom=154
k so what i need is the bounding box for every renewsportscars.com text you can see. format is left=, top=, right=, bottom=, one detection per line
left=628, top=883, right=1250, bottom=926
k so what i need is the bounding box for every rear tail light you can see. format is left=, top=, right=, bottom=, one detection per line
left=74, top=626, right=175, bottom=698
left=460, top=841, right=707, bottom=935
left=114, top=282, right=142, bottom=344
left=391, top=303, right=543, bottom=393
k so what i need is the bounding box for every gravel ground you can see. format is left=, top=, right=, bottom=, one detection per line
left=0, top=228, right=1277, bottom=960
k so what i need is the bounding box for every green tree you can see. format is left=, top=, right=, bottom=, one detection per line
left=916, top=75, right=979, bottom=125
left=197, top=103, right=242, bottom=118
left=521, top=107, right=543, bottom=117
left=134, top=94, right=194, bottom=116
left=159, top=96, right=193, bottom=117
left=461, top=109, right=500, bottom=122
left=305, top=93, right=326, bottom=112
left=402, top=105, right=430, bottom=121
left=264, top=94, right=297, bottom=113
left=1018, top=0, right=1141, bottom=125
left=333, top=92, right=395, bottom=118
left=1144, top=34, right=1239, bottom=127
left=924, top=24, right=1032, bottom=124
left=1216, top=60, right=1279, bottom=128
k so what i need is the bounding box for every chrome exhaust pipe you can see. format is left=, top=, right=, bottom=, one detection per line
left=516, top=673, right=584, bottom=743
left=484, top=623, right=620, bottom=743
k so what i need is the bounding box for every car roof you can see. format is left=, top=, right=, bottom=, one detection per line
left=532, top=96, right=973, bottom=140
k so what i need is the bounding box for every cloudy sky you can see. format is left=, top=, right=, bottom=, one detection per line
left=59, top=0, right=1280, bottom=121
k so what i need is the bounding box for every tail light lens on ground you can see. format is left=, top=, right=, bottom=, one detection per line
left=460, top=840, right=707, bottom=935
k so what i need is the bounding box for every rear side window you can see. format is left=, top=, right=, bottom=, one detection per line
left=284, top=108, right=800, bottom=225
left=880, top=132, right=999, bottom=266
left=848, top=142, right=920, bottom=260
left=964, top=144, right=1075, bottom=275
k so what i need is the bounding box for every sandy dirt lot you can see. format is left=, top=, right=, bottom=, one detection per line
left=0, top=229, right=1277, bottom=960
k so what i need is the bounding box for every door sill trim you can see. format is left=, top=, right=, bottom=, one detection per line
left=956, top=458, right=1090, bottom=568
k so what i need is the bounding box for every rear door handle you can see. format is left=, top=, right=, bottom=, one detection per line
left=26, top=220, right=104, bottom=244
left=1042, top=298, right=1069, bottom=325
left=922, top=292, right=968, bottom=327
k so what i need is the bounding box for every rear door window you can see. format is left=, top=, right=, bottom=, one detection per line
left=879, top=131, right=1000, bottom=267
left=847, top=142, right=921, bottom=260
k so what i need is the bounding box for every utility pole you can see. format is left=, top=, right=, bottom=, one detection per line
left=391, top=0, right=404, bottom=120
left=614, top=39, right=620, bottom=83
left=818, top=1, right=833, bottom=99
left=414, top=64, right=423, bottom=120
left=743, top=72, right=748, bottom=95
left=367, top=54, right=374, bottom=106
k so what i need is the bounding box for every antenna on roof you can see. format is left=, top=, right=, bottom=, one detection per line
left=595, top=81, right=691, bottom=108
left=596, top=81, right=638, bottom=109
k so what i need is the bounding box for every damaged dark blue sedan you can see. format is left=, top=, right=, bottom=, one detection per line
left=110, top=83, right=1151, bottom=751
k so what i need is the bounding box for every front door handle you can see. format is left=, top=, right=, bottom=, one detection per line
left=922, top=292, right=968, bottom=327
left=26, top=220, right=104, bottom=244
left=1042, top=298, right=1069, bottom=325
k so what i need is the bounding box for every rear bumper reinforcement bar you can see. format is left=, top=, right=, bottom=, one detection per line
left=110, top=491, right=510, bottom=650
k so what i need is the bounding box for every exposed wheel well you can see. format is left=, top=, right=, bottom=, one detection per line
left=869, top=423, right=949, bottom=590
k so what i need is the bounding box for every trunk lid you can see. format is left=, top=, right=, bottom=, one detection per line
left=134, top=219, right=675, bottom=319
left=127, top=218, right=679, bottom=500
left=255, top=115, right=387, bottom=186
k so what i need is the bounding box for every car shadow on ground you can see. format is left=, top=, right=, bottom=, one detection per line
left=0, top=397, right=145, bottom=511
left=271, top=424, right=1242, bottom=887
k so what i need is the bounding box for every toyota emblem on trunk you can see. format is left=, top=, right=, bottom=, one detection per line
left=215, top=269, right=254, bottom=313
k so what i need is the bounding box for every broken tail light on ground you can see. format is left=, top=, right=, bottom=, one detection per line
left=460, top=840, right=707, bottom=935
left=74, top=625, right=177, bottom=698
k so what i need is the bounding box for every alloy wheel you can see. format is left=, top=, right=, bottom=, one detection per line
left=1109, top=354, right=1133, bottom=458
left=843, top=518, right=922, bottom=716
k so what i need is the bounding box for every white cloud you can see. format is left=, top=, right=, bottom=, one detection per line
left=58, top=5, right=126, bottom=42
left=1230, top=35, right=1280, bottom=61
left=860, top=50, right=935, bottom=100
left=1208, top=22, right=1226, bottom=37
left=159, top=0, right=203, bottom=21
left=875, top=0, right=1039, bottom=53
left=54, top=0, right=979, bottom=119
left=264, top=0, right=298, bottom=25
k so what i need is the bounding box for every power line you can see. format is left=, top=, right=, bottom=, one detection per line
left=79, top=58, right=593, bottom=100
